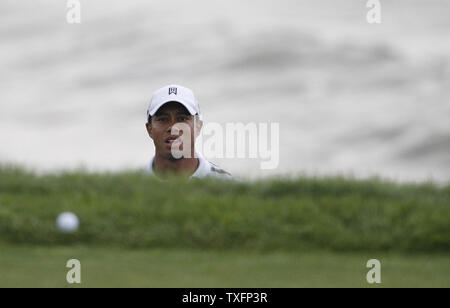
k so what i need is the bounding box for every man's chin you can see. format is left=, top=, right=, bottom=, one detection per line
left=160, top=150, right=184, bottom=161
left=169, top=154, right=184, bottom=161
left=157, top=144, right=194, bottom=160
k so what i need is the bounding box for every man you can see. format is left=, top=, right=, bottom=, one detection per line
left=144, top=85, right=233, bottom=180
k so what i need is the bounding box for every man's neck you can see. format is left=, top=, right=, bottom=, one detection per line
left=153, top=152, right=199, bottom=179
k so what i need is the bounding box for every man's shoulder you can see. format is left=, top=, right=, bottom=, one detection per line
left=208, top=162, right=234, bottom=179
left=143, top=157, right=155, bottom=174
left=196, top=158, right=236, bottom=181
left=143, top=155, right=240, bottom=182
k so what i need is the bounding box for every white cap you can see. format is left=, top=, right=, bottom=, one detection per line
left=147, top=85, right=201, bottom=119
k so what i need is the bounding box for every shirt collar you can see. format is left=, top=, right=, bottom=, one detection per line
left=147, top=153, right=209, bottom=180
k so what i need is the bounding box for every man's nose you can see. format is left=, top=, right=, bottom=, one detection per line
left=167, top=121, right=182, bottom=134
left=165, top=118, right=176, bottom=131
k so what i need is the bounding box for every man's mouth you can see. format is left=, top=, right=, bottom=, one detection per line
left=165, top=136, right=181, bottom=145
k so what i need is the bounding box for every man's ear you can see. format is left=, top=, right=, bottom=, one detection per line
left=146, top=122, right=153, bottom=139
left=194, top=120, right=203, bottom=138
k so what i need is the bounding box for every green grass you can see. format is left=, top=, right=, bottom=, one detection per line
left=0, top=166, right=449, bottom=287
left=0, top=243, right=448, bottom=288
left=0, top=166, right=449, bottom=253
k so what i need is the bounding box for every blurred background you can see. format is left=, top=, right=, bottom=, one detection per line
left=1, top=0, right=449, bottom=182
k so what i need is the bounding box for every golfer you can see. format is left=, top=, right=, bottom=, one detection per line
left=145, top=85, right=233, bottom=180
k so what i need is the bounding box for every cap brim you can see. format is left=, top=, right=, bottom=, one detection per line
left=148, top=99, right=197, bottom=116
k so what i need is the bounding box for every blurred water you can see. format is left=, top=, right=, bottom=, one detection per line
left=0, top=0, right=449, bottom=182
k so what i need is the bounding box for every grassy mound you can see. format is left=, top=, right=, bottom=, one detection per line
left=0, top=166, right=449, bottom=253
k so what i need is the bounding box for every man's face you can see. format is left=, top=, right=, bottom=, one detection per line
left=146, top=102, right=202, bottom=159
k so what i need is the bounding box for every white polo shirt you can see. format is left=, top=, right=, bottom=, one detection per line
left=144, top=153, right=234, bottom=181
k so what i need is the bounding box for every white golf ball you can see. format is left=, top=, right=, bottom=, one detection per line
left=56, top=212, right=79, bottom=233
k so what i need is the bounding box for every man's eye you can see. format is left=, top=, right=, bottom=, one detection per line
left=157, top=118, right=168, bottom=122
left=178, top=117, right=188, bottom=122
